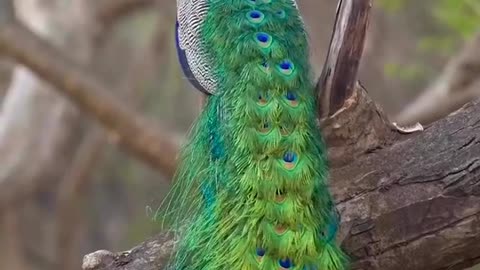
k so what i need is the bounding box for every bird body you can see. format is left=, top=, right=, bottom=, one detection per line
left=164, top=0, right=348, bottom=269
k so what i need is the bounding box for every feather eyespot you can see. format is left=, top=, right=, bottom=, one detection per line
left=275, top=190, right=286, bottom=203
left=258, top=92, right=269, bottom=106
left=259, top=61, right=271, bottom=74
left=255, top=32, right=272, bottom=49
left=277, top=60, right=295, bottom=76
left=286, top=91, right=296, bottom=101
left=283, top=152, right=296, bottom=162
left=247, top=10, right=265, bottom=24
left=283, top=151, right=297, bottom=169
left=285, top=91, right=298, bottom=106
left=275, top=224, right=287, bottom=235
left=259, top=121, right=271, bottom=134
left=279, top=258, right=292, bottom=269
left=276, top=10, right=286, bottom=18
left=256, top=247, right=265, bottom=262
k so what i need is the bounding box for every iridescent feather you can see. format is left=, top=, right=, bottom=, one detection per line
left=162, top=0, right=348, bottom=269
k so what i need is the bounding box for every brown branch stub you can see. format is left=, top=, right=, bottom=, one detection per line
left=317, top=0, right=372, bottom=118
left=315, top=0, right=398, bottom=164
left=321, top=82, right=397, bottom=166
left=0, top=20, right=180, bottom=178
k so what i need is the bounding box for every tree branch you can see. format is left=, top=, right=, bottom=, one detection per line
left=81, top=100, right=480, bottom=270
left=0, top=20, right=180, bottom=178
left=315, top=0, right=398, bottom=166
left=320, top=82, right=398, bottom=166
left=317, top=0, right=372, bottom=118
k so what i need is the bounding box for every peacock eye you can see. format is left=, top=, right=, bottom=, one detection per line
left=275, top=223, right=287, bottom=235
left=276, top=10, right=286, bottom=18
left=258, top=121, right=271, bottom=134
left=275, top=189, right=286, bottom=203
left=257, top=92, right=269, bottom=105
left=256, top=247, right=265, bottom=257
left=286, top=91, right=296, bottom=101
left=279, top=258, right=292, bottom=269
left=283, top=151, right=296, bottom=162
left=255, top=32, right=272, bottom=49
left=278, top=60, right=294, bottom=76
left=247, top=10, right=265, bottom=24
left=285, top=91, right=298, bottom=107
left=283, top=151, right=298, bottom=169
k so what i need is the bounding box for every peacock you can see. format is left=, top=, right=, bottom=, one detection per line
left=161, top=0, right=348, bottom=269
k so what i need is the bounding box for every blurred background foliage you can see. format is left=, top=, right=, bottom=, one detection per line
left=377, top=0, right=480, bottom=101
left=0, top=0, right=479, bottom=270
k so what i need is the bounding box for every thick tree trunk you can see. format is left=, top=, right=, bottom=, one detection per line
left=334, top=100, right=480, bottom=270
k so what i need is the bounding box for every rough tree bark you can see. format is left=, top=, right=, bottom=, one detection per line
left=318, top=0, right=371, bottom=118
left=1, top=0, right=479, bottom=269
left=316, top=0, right=401, bottom=167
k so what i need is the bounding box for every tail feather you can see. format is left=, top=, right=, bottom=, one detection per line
left=161, top=0, right=348, bottom=269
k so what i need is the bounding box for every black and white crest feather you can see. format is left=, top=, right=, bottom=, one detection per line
left=175, top=0, right=302, bottom=94
left=176, top=0, right=216, bottom=94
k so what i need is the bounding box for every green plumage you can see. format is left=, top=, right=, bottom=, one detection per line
left=161, top=0, right=348, bottom=269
